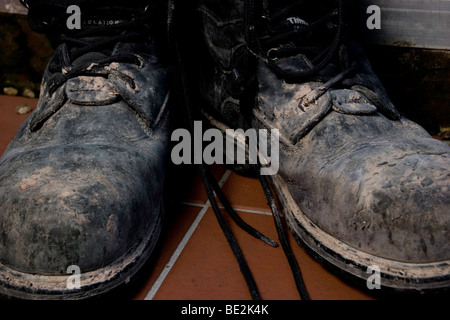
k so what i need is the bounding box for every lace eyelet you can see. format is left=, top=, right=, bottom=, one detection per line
left=134, top=55, right=145, bottom=69
left=267, top=48, right=279, bottom=61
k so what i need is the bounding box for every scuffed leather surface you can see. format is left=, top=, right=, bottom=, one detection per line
left=197, top=0, right=450, bottom=264
left=274, top=111, right=450, bottom=263
left=255, top=57, right=450, bottom=263
left=0, top=43, right=170, bottom=275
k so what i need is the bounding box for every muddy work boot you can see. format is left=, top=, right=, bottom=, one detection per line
left=0, top=0, right=170, bottom=299
left=192, top=0, right=450, bottom=294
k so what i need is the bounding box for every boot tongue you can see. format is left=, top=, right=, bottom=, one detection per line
left=48, top=3, right=148, bottom=106
left=81, top=13, right=132, bottom=30
left=276, top=16, right=310, bottom=33
left=263, top=0, right=340, bottom=79
left=72, top=51, right=109, bottom=68
left=267, top=0, right=336, bottom=12
left=263, top=0, right=339, bottom=45
left=266, top=0, right=336, bottom=32
left=265, top=0, right=309, bottom=29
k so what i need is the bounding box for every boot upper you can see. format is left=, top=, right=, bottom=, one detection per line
left=196, top=0, right=450, bottom=264
left=0, top=3, right=170, bottom=275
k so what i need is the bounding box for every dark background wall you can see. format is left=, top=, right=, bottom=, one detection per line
left=0, top=0, right=449, bottom=137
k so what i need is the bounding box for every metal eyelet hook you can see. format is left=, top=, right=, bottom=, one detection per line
left=267, top=48, right=279, bottom=61
left=134, top=55, right=145, bottom=69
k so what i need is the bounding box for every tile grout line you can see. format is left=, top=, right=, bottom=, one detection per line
left=226, top=207, right=273, bottom=216
left=180, top=201, right=273, bottom=216
left=217, top=169, right=233, bottom=188
left=144, top=169, right=232, bottom=300
left=144, top=204, right=209, bottom=300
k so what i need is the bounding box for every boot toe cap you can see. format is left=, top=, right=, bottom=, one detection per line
left=288, top=137, right=450, bottom=264
left=0, top=145, right=162, bottom=276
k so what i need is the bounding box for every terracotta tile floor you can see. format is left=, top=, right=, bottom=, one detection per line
left=0, top=94, right=379, bottom=300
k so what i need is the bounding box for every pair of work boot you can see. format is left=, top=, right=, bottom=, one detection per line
left=0, top=0, right=448, bottom=299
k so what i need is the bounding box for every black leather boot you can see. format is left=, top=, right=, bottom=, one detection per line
left=192, top=0, right=450, bottom=294
left=0, top=0, right=170, bottom=299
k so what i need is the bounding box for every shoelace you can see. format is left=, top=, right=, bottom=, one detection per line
left=169, top=0, right=316, bottom=300
left=170, top=11, right=276, bottom=299
left=23, top=0, right=159, bottom=133
left=242, top=0, right=367, bottom=143
left=235, top=1, right=361, bottom=300
left=244, top=0, right=346, bottom=82
left=46, top=32, right=144, bottom=95
left=21, top=0, right=151, bottom=95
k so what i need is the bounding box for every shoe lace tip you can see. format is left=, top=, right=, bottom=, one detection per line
left=263, top=237, right=279, bottom=248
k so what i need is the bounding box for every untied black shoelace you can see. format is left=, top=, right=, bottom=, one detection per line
left=167, top=0, right=359, bottom=301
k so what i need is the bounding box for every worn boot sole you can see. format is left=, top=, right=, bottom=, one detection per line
left=202, top=108, right=450, bottom=296
left=0, top=205, right=162, bottom=300
left=269, top=174, right=450, bottom=295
